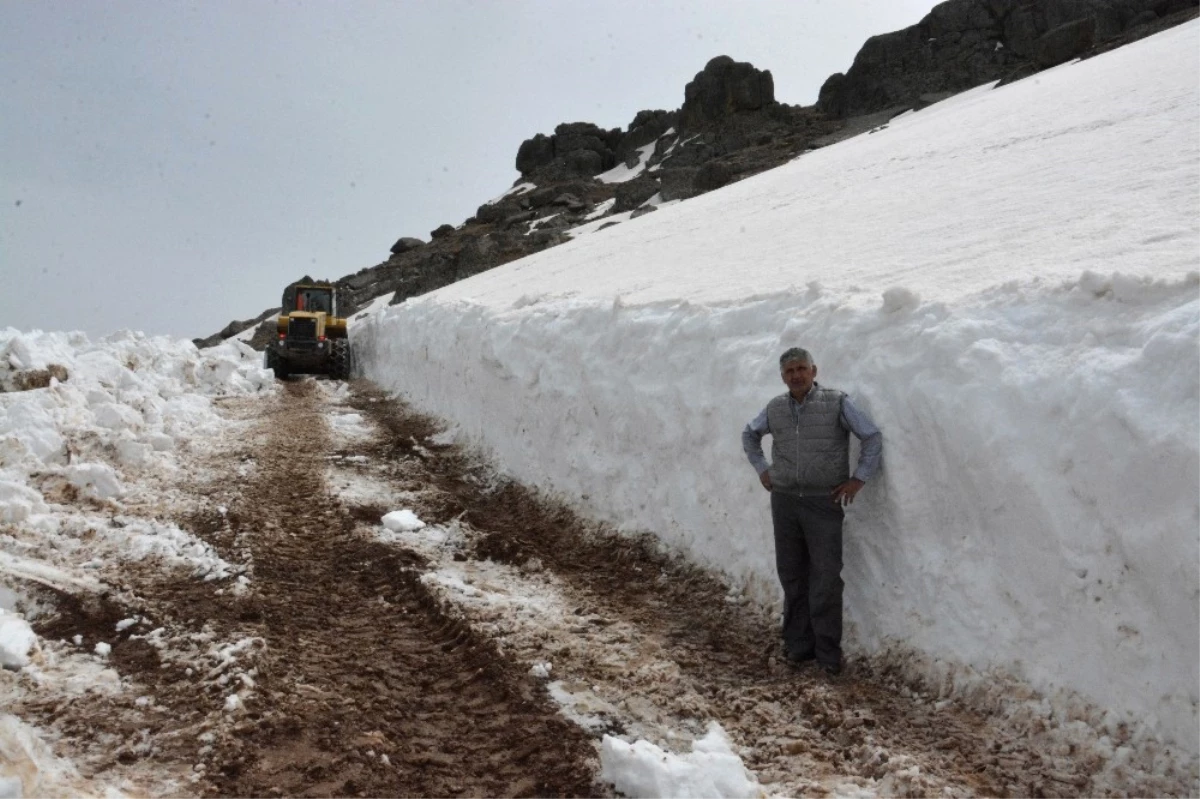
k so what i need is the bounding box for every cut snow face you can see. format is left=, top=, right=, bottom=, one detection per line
left=354, top=18, right=1200, bottom=767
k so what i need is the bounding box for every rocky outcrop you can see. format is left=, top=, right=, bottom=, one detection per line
left=515, top=122, right=623, bottom=179
left=389, top=237, right=425, bottom=255
left=680, top=56, right=775, bottom=129
left=818, top=0, right=1198, bottom=118
left=198, top=4, right=1196, bottom=350
left=1036, top=17, right=1098, bottom=67
left=192, top=308, right=277, bottom=350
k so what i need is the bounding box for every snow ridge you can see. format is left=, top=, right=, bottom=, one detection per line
left=356, top=20, right=1200, bottom=764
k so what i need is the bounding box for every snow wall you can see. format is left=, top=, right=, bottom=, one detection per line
left=356, top=22, right=1199, bottom=754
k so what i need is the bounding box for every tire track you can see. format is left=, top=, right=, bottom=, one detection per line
left=200, top=379, right=599, bottom=797
left=342, top=380, right=1187, bottom=799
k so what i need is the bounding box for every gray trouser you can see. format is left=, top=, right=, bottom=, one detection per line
left=770, top=492, right=844, bottom=666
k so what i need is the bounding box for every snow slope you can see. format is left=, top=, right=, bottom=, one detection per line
left=356, top=19, right=1200, bottom=759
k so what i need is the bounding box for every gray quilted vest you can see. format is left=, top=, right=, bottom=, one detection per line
left=766, top=385, right=849, bottom=495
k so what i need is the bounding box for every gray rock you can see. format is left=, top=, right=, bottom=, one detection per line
left=658, top=168, right=700, bottom=202
left=516, top=134, right=555, bottom=174
left=1125, top=9, right=1159, bottom=27
left=617, top=109, right=678, bottom=161
left=996, top=62, right=1040, bottom=87
left=528, top=187, right=559, bottom=208
left=515, top=122, right=622, bottom=178
left=693, top=162, right=732, bottom=193
left=345, top=270, right=378, bottom=290
left=681, top=56, right=775, bottom=129
left=389, top=236, right=425, bottom=255
left=430, top=223, right=456, bottom=240
left=474, top=201, right=513, bottom=225
left=565, top=149, right=605, bottom=176
left=502, top=209, right=536, bottom=227
left=1036, top=17, right=1096, bottom=67
left=613, top=176, right=661, bottom=212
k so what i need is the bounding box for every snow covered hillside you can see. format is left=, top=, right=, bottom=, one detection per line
left=356, top=18, right=1200, bottom=762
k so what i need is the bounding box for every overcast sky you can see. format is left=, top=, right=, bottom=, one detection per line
left=1, top=0, right=938, bottom=340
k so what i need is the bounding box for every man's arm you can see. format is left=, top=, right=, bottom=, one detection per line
left=830, top=396, right=882, bottom=505
left=840, top=396, right=882, bottom=482
left=742, top=408, right=772, bottom=490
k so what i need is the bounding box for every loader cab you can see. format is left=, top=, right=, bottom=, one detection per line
left=298, top=289, right=331, bottom=314
left=283, top=284, right=336, bottom=317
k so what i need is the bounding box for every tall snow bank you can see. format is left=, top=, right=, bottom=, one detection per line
left=355, top=22, right=1199, bottom=756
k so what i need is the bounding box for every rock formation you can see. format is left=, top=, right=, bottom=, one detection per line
left=818, top=0, right=1198, bottom=118
left=197, top=2, right=1197, bottom=350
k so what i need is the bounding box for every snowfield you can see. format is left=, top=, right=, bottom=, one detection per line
left=356, top=17, right=1199, bottom=768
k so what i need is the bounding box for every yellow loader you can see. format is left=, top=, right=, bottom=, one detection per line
left=264, top=281, right=351, bottom=380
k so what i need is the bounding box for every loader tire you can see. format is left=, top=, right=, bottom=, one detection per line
left=265, top=348, right=289, bottom=380
left=331, top=339, right=351, bottom=380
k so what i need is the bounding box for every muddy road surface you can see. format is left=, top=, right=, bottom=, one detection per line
left=12, top=379, right=1190, bottom=797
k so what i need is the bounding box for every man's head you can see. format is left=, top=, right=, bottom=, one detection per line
left=779, top=347, right=816, bottom=399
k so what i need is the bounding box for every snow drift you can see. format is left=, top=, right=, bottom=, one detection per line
left=356, top=21, right=1200, bottom=757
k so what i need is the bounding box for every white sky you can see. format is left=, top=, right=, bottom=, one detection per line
left=0, top=0, right=937, bottom=340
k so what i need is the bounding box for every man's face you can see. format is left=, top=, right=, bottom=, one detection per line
left=780, top=359, right=816, bottom=397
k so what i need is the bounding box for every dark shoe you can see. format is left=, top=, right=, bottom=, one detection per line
left=818, top=661, right=842, bottom=677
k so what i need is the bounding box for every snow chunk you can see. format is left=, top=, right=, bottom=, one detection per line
left=381, top=509, right=426, bottom=532
left=881, top=286, right=921, bottom=313
left=64, top=462, right=124, bottom=500
left=0, top=609, right=38, bottom=669
left=600, top=722, right=761, bottom=799
left=0, top=481, right=49, bottom=524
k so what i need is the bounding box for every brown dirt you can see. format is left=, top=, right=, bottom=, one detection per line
left=342, top=382, right=1122, bottom=798
left=16, top=380, right=600, bottom=798
left=12, top=377, right=1191, bottom=798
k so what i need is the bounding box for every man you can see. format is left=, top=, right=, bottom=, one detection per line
left=742, top=347, right=882, bottom=676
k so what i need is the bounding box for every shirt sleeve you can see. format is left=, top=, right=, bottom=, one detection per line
left=741, top=407, right=771, bottom=476
left=840, top=396, right=883, bottom=482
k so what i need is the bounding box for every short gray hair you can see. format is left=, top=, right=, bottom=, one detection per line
left=779, top=347, right=813, bottom=368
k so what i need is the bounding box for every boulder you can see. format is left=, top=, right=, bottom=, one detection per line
left=474, top=201, right=513, bottom=225
left=389, top=236, right=425, bottom=255
left=516, top=134, right=555, bottom=174
left=1036, top=17, right=1097, bottom=67
left=430, top=224, right=456, bottom=240
left=693, top=162, right=732, bottom=193
left=613, top=176, right=661, bottom=212
left=1125, top=9, right=1159, bottom=26
left=515, top=123, right=621, bottom=178
left=553, top=193, right=587, bottom=211
left=681, top=56, right=775, bottom=129
left=617, top=109, right=678, bottom=161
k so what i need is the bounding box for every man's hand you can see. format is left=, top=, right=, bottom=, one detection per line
left=831, top=478, right=865, bottom=506
left=758, top=470, right=773, bottom=491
